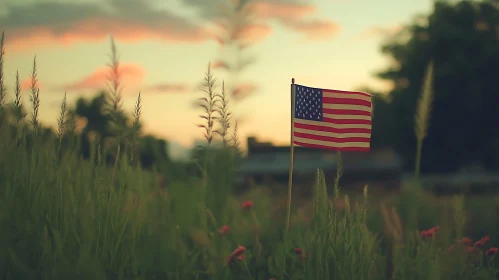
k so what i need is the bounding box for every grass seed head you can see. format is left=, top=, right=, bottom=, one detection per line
left=57, top=92, right=68, bottom=138
left=214, top=81, right=232, bottom=146
left=415, top=60, right=434, bottom=142
left=29, top=56, right=40, bottom=132
left=13, top=70, right=26, bottom=123
left=0, top=31, right=5, bottom=110
left=197, top=62, right=218, bottom=144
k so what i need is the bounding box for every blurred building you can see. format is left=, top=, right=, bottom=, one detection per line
left=236, top=137, right=403, bottom=194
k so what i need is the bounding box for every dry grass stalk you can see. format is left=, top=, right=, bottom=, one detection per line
left=107, top=36, right=123, bottom=117
left=57, top=92, right=68, bottom=139
left=231, top=120, right=241, bottom=150
left=380, top=203, right=404, bottom=280
left=414, top=60, right=434, bottom=179
left=198, top=63, right=218, bottom=144
left=415, top=60, right=434, bottom=142
left=333, top=152, right=343, bottom=200
left=363, top=185, right=369, bottom=221
left=13, top=71, right=26, bottom=123
left=106, top=36, right=125, bottom=187
left=0, top=31, right=5, bottom=111
left=380, top=204, right=403, bottom=243
left=133, top=92, right=142, bottom=128
left=214, top=81, right=232, bottom=146
left=29, top=56, right=40, bottom=132
left=130, top=92, right=142, bottom=161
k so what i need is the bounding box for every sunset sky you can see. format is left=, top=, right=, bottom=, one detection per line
left=1, top=0, right=433, bottom=157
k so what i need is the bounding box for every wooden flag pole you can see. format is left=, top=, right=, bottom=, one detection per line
left=285, top=78, right=296, bottom=231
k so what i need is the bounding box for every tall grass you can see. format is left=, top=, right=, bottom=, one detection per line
left=0, top=31, right=5, bottom=111
left=198, top=63, right=218, bottom=145
left=29, top=56, right=40, bottom=133
left=414, top=60, right=434, bottom=180
left=0, top=32, right=497, bottom=280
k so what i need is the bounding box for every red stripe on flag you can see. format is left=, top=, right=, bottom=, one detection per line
left=322, top=117, right=372, bottom=125
left=293, top=140, right=371, bottom=152
left=323, top=108, right=371, bottom=116
left=294, top=122, right=371, bottom=134
left=294, top=132, right=370, bottom=143
left=323, top=89, right=372, bottom=98
left=322, top=97, right=371, bottom=107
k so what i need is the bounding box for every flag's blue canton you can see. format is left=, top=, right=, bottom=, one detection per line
left=294, top=85, right=323, bottom=121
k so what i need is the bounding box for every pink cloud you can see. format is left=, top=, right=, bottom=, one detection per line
left=5, top=18, right=211, bottom=51
left=235, top=23, right=273, bottom=44
left=213, top=0, right=338, bottom=46
left=211, top=61, right=230, bottom=70
left=1, top=1, right=212, bottom=51
left=249, top=1, right=340, bottom=40
left=63, top=63, right=145, bottom=92
left=249, top=1, right=316, bottom=20
left=20, top=77, right=44, bottom=91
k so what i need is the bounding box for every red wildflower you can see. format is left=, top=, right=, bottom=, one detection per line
left=467, top=246, right=476, bottom=253
left=474, top=236, right=490, bottom=247
left=294, top=247, right=305, bottom=262
left=486, top=247, right=498, bottom=256
left=420, top=230, right=431, bottom=238
left=242, top=201, right=253, bottom=210
left=218, top=225, right=230, bottom=235
left=460, top=237, right=473, bottom=245
left=232, top=245, right=246, bottom=257
left=420, top=226, right=440, bottom=239
left=227, top=245, right=247, bottom=263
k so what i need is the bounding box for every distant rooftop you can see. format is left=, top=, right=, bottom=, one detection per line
left=246, top=136, right=335, bottom=156
left=241, top=137, right=402, bottom=174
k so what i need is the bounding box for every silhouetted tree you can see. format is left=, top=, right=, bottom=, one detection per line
left=373, top=0, right=499, bottom=173
left=73, top=92, right=172, bottom=171
left=139, top=135, right=170, bottom=170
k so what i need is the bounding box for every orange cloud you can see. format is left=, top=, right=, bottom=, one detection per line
left=211, top=61, right=230, bottom=70
left=248, top=1, right=339, bottom=41
left=6, top=18, right=211, bottom=51
left=145, top=83, right=191, bottom=94
left=1, top=1, right=212, bottom=51
left=63, top=63, right=145, bottom=92
left=213, top=17, right=273, bottom=46
left=20, top=77, right=44, bottom=91
left=235, top=24, right=273, bottom=44
left=249, top=1, right=316, bottom=20
left=212, top=0, right=337, bottom=45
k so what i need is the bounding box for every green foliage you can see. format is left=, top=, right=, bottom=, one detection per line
left=1, top=107, right=499, bottom=279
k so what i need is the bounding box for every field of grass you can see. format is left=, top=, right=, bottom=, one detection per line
left=0, top=34, right=498, bottom=279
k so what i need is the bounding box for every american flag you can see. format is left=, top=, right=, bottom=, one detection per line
left=293, top=84, right=372, bottom=152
